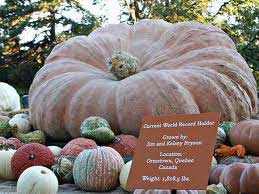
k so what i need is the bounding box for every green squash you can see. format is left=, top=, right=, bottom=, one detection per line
left=52, top=156, right=76, bottom=183
left=80, top=117, right=111, bottom=131
left=0, top=121, right=12, bottom=137
left=80, top=117, right=112, bottom=143
left=207, top=183, right=227, bottom=194
left=82, top=127, right=115, bottom=145
left=219, top=121, right=235, bottom=145
left=12, top=126, right=46, bottom=144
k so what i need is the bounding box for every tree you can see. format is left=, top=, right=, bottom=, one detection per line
left=0, top=0, right=100, bottom=89
left=119, top=0, right=211, bottom=23
left=212, top=0, right=259, bottom=86
left=118, top=0, right=259, bottom=86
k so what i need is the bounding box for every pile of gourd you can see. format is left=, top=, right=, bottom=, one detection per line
left=1, top=18, right=259, bottom=194
left=0, top=83, right=215, bottom=194
left=210, top=120, right=259, bottom=194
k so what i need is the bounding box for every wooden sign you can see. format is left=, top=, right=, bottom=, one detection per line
left=126, top=112, right=220, bottom=190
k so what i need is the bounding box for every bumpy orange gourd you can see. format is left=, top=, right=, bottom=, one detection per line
left=29, top=19, right=258, bottom=140
left=214, top=144, right=246, bottom=161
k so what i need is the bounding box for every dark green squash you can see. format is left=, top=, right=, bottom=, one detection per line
left=52, top=156, right=76, bottom=183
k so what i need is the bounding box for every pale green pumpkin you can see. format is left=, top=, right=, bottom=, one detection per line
left=207, top=183, right=227, bottom=194
left=83, top=127, right=115, bottom=145
left=80, top=117, right=113, bottom=144
left=80, top=117, right=111, bottom=132
left=73, top=146, right=124, bottom=192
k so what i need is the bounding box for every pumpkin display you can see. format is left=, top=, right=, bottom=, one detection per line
left=11, top=143, right=55, bottom=178
left=107, top=134, right=137, bottom=162
left=0, top=149, right=16, bottom=180
left=219, top=156, right=257, bottom=165
left=209, top=163, right=259, bottom=194
left=230, top=119, right=259, bottom=155
left=119, top=160, right=133, bottom=192
left=8, top=117, right=31, bottom=133
left=73, top=146, right=124, bottom=192
left=216, top=127, right=226, bottom=145
left=0, top=121, right=12, bottom=137
left=59, top=137, right=97, bottom=157
left=52, top=156, right=76, bottom=183
left=219, top=121, right=235, bottom=145
left=29, top=20, right=258, bottom=140
left=81, top=126, right=115, bottom=145
left=48, top=146, right=62, bottom=157
left=0, top=137, right=22, bottom=150
left=0, top=82, right=21, bottom=113
left=0, top=115, right=10, bottom=122
left=17, top=166, right=58, bottom=194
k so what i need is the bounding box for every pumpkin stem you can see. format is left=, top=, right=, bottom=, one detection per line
left=29, top=153, right=36, bottom=160
left=107, top=51, right=140, bottom=80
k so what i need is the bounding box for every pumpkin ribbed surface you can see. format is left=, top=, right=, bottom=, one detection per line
left=209, top=163, right=259, bottom=194
left=59, top=138, right=97, bottom=157
left=11, top=143, right=55, bottom=178
left=29, top=19, right=257, bottom=140
left=73, top=146, right=124, bottom=192
left=230, top=120, right=259, bottom=155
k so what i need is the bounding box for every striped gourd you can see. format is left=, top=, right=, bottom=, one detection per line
left=73, top=146, right=124, bottom=192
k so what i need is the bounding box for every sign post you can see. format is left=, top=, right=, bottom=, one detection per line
left=126, top=112, right=220, bottom=190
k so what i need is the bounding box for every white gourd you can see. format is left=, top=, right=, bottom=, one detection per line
left=8, top=117, right=31, bottom=133
left=17, top=166, right=58, bottom=194
left=13, top=113, right=30, bottom=120
left=0, top=149, right=16, bottom=180
left=48, top=146, right=62, bottom=157
left=119, top=160, right=134, bottom=192
left=0, top=82, right=21, bottom=112
left=0, top=115, right=10, bottom=122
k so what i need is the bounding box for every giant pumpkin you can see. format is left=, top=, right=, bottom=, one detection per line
left=29, top=19, right=257, bottom=140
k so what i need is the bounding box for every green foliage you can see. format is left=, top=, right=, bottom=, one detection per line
left=213, top=0, right=259, bottom=86
left=0, top=0, right=100, bottom=89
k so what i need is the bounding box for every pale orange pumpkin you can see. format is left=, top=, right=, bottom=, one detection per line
left=209, top=163, right=259, bottom=194
left=29, top=19, right=257, bottom=140
left=230, top=119, right=259, bottom=155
